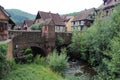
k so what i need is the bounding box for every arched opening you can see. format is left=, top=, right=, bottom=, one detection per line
left=14, top=46, right=46, bottom=63
left=31, top=46, right=46, bottom=57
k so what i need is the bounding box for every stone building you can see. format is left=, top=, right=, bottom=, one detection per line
left=34, top=11, right=65, bottom=32
left=22, top=20, right=33, bottom=30
left=98, top=0, right=120, bottom=17
left=71, top=8, right=96, bottom=31
left=62, top=16, right=74, bottom=32
left=0, top=5, right=15, bottom=41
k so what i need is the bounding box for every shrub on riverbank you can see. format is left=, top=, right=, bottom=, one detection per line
left=69, top=5, right=120, bottom=79
left=3, top=64, right=65, bottom=80
left=48, top=49, right=68, bottom=75
left=0, top=43, right=10, bottom=79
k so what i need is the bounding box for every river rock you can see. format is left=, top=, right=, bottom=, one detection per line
left=74, top=70, right=83, bottom=76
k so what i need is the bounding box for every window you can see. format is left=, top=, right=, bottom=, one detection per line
left=60, top=26, right=62, bottom=31
left=55, top=26, right=60, bottom=32
left=81, top=21, right=84, bottom=25
left=0, top=22, right=7, bottom=31
left=72, top=22, right=75, bottom=26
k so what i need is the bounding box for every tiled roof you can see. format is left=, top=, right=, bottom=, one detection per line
left=24, top=20, right=33, bottom=27
left=0, top=5, right=10, bottom=17
left=17, top=22, right=23, bottom=27
left=73, top=8, right=96, bottom=21
left=38, top=11, right=65, bottom=26
left=9, top=18, right=15, bottom=25
left=44, top=18, right=52, bottom=25
left=63, top=16, right=74, bottom=22
left=99, top=0, right=120, bottom=9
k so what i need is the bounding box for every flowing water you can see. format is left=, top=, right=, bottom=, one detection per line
left=65, top=60, right=97, bottom=79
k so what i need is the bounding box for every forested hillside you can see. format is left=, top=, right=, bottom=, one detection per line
left=6, top=9, right=79, bottom=24
left=6, top=9, right=36, bottom=24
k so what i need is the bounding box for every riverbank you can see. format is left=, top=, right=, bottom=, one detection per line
left=3, top=63, right=65, bottom=80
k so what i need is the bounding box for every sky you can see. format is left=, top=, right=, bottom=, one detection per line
left=0, top=0, right=103, bottom=15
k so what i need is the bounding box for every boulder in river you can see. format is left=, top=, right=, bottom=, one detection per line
left=74, top=70, right=83, bottom=76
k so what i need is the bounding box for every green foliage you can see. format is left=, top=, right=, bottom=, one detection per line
left=34, top=56, right=47, bottom=66
left=103, top=33, right=120, bottom=78
left=0, top=53, right=10, bottom=79
left=24, top=48, right=31, bottom=55
left=69, top=29, right=81, bottom=53
left=0, top=43, right=10, bottom=79
left=22, top=48, right=33, bottom=63
left=56, top=36, right=65, bottom=47
left=6, top=9, right=36, bottom=24
left=0, top=43, right=8, bottom=55
left=3, top=64, right=65, bottom=80
left=48, top=49, right=68, bottom=75
left=31, top=22, right=43, bottom=30
left=69, top=5, right=120, bottom=79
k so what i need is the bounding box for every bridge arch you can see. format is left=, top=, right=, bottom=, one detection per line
left=10, top=31, right=47, bottom=59
left=8, top=30, right=72, bottom=60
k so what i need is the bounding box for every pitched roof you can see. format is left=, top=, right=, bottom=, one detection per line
left=43, top=18, right=56, bottom=26
left=37, top=11, right=65, bottom=26
left=0, top=5, right=15, bottom=26
left=73, top=8, right=96, bottom=21
left=44, top=18, right=52, bottom=25
left=9, top=18, right=15, bottom=25
left=24, top=20, right=33, bottom=27
left=99, top=0, right=120, bottom=9
left=0, top=5, right=10, bottom=17
left=62, top=16, right=74, bottom=22
left=17, top=22, right=23, bottom=27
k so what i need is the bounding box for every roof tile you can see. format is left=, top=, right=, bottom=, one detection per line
left=73, top=8, right=96, bottom=21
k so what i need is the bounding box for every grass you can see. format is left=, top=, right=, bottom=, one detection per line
left=3, top=64, right=65, bottom=80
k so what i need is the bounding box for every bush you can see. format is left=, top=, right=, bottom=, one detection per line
left=56, top=35, right=64, bottom=47
left=103, top=33, right=120, bottom=78
left=48, top=49, right=68, bottom=75
left=24, top=48, right=33, bottom=63
left=20, top=48, right=33, bottom=63
left=34, top=56, right=47, bottom=66
left=0, top=43, right=11, bottom=79
left=0, top=43, right=8, bottom=54
left=31, top=22, right=43, bottom=30
left=69, top=5, right=120, bottom=79
left=3, top=64, right=65, bottom=80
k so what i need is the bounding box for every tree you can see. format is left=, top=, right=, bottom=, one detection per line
left=69, top=5, right=120, bottom=79
left=0, top=43, right=10, bottom=79
left=31, top=22, right=43, bottom=30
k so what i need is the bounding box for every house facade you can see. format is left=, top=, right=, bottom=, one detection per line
left=42, top=19, right=55, bottom=47
left=16, top=20, right=33, bottom=30
left=22, top=20, right=33, bottom=30
left=34, top=11, right=65, bottom=32
left=0, top=5, right=15, bottom=41
left=62, top=16, right=74, bottom=32
left=71, top=8, right=96, bottom=31
left=98, top=0, right=120, bottom=17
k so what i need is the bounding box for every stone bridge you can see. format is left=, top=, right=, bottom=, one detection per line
left=8, top=30, right=72, bottom=58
